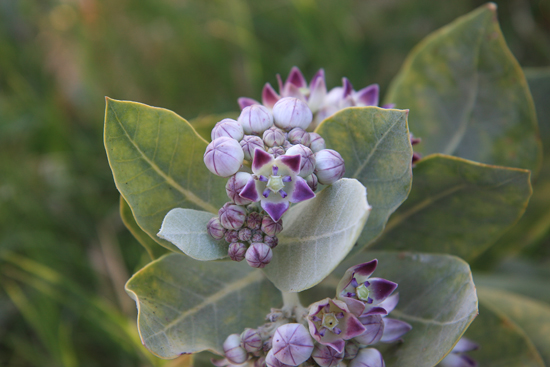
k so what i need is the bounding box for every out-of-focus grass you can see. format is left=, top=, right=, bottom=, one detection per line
left=0, top=0, right=549, bottom=366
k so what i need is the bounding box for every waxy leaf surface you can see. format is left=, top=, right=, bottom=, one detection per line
left=263, top=178, right=370, bottom=292
left=316, top=107, right=412, bottom=249
left=104, top=99, right=227, bottom=252
left=461, top=290, right=545, bottom=367
left=301, top=251, right=478, bottom=367
left=372, top=154, right=532, bottom=261
left=158, top=208, right=228, bottom=261
left=386, top=4, right=541, bottom=171
left=120, top=196, right=172, bottom=259
left=477, top=287, right=550, bottom=366
left=126, top=253, right=281, bottom=359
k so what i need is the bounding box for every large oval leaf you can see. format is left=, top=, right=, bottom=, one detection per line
left=120, top=196, right=172, bottom=259
left=477, top=287, right=550, bottom=366
left=104, top=98, right=227, bottom=252
left=371, top=154, right=532, bottom=261
left=459, top=291, right=545, bottom=367
left=262, top=178, right=370, bottom=292
left=126, top=253, right=281, bottom=359
left=300, top=251, right=478, bottom=367
left=385, top=4, right=541, bottom=172
left=157, top=208, right=228, bottom=261
left=315, top=107, right=412, bottom=249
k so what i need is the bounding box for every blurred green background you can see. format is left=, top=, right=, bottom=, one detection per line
left=0, top=0, right=549, bottom=366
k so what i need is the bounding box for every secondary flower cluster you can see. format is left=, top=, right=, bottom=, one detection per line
left=213, top=260, right=412, bottom=367
left=204, top=78, right=346, bottom=268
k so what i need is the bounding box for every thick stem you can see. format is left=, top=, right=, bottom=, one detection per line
left=282, top=291, right=308, bottom=323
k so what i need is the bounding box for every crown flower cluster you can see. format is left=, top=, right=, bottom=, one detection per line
left=214, top=260, right=412, bottom=367
left=203, top=74, right=347, bottom=268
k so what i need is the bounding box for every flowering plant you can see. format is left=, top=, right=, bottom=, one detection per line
left=104, top=4, right=550, bottom=367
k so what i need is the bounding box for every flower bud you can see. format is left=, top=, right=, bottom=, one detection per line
left=354, top=315, right=384, bottom=345
left=306, top=174, right=318, bottom=192
left=285, top=144, right=315, bottom=177
left=204, top=137, right=244, bottom=177
left=246, top=212, right=263, bottom=230
left=315, top=149, right=345, bottom=185
left=226, top=172, right=254, bottom=205
left=241, top=328, right=263, bottom=353
left=251, top=231, right=264, bottom=243
left=207, top=217, right=226, bottom=240
left=288, top=128, right=311, bottom=146
left=272, top=323, right=314, bottom=366
left=255, top=356, right=266, bottom=367
left=225, top=230, right=239, bottom=243
left=261, top=216, right=283, bottom=236
left=266, top=349, right=292, bottom=367
left=228, top=242, right=247, bottom=261
left=344, top=342, right=359, bottom=360
left=245, top=243, right=273, bottom=268
left=267, top=146, right=285, bottom=157
left=238, top=228, right=252, bottom=242
left=312, top=343, right=344, bottom=367
left=223, top=334, right=248, bottom=364
left=283, top=140, right=293, bottom=150
left=212, top=118, right=244, bottom=141
left=241, top=135, right=265, bottom=161
left=264, top=235, right=278, bottom=249
left=348, top=348, right=385, bottom=367
left=263, top=127, right=286, bottom=147
left=239, top=104, right=273, bottom=135
left=309, top=133, right=326, bottom=153
left=219, top=203, right=247, bottom=230
left=273, top=97, right=313, bottom=131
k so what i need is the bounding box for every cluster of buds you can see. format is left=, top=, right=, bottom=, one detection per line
left=204, top=71, right=351, bottom=268
left=214, top=260, right=413, bottom=367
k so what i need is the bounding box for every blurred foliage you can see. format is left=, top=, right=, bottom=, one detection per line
left=0, top=0, right=549, bottom=366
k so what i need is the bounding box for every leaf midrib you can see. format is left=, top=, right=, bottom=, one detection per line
left=109, top=102, right=218, bottom=214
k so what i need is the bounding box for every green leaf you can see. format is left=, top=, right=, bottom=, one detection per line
left=125, top=253, right=281, bottom=359
left=475, top=287, right=550, bottom=366
left=120, top=196, right=172, bottom=259
left=315, top=107, right=412, bottom=249
left=371, top=154, right=532, bottom=261
left=462, top=297, right=544, bottom=367
left=385, top=4, right=541, bottom=172
left=104, top=98, right=227, bottom=252
left=300, top=251, right=478, bottom=367
left=263, top=178, right=370, bottom=292
left=157, top=209, right=228, bottom=261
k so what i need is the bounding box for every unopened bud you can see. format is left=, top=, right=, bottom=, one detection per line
left=266, top=349, right=291, bottom=367
left=344, top=342, right=359, bottom=360
left=272, top=323, right=314, bottom=366
left=264, top=235, right=278, bottom=249
left=251, top=231, right=264, bottom=243
left=246, top=212, right=263, bottom=230
left=241, top=135, right=265, bottom=161
left=288, top=128, right=311, bottom=146
left=207, top=217, right=226, bottom=240
left=255, top=356, right=267, bottom=367
left=273, top=97, right=313, bottom=131
left=245, top=243, right=273, bottom=268
left=309, top=133, right=326, bottom=153
left=348, top=348, right=385, bottom=367
left=267, top=146, right=285, bottom=157
left=306, top=174, right=318, bottom=192
left=285, top=144, right=315, bottom=177
left=315, top=149, right=345, bottom=185
left=238, top=228, right=252, bottom=242
left=226, top=172, right=254, bottom=205
left=263, top=127, right=286, bottom=147
left=354, top=315, right=384, bottom=345
left=219, top=203, right=247, bottom=230
left=223, top=334, right=248, bottom=364
left=312, top=343, right=344, bottom=367
left=204, top=137, right=244, bottom=177
left=239, top=104, right=273, bottom=135
left=241, top=328, right=263, bottom=353
left=228, top=242, right=247, bottom=261
left=261, top=216, right=283, bottom=236
left=211, top=118, right=244, bottom=141
left=225, top=230, right=239, bottom=243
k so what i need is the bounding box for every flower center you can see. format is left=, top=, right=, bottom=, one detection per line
left=267, top=175, right=285, bottom=192
left=321, top=312, right=339, bottom=331
left=356, top=283, right=370, bottom=301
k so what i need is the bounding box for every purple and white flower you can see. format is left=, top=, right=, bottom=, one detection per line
left=238, top=104, right=274, bottom=135
left=272, top=97, right=313, bottom=131
left=315, top=149, right=345, bottom=185
left=204, top=137, right=244, bottom=177
left=240, top=135, right=265, bottom=161
left=271, top=323, right=314, bottom=366
left=212, top=118, right=244, bottom=141
left=226, top=172, right=254, bottom=205
left=285, top=144, right=315, bottom=178
left=245, top=242, right=273, bottom=268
